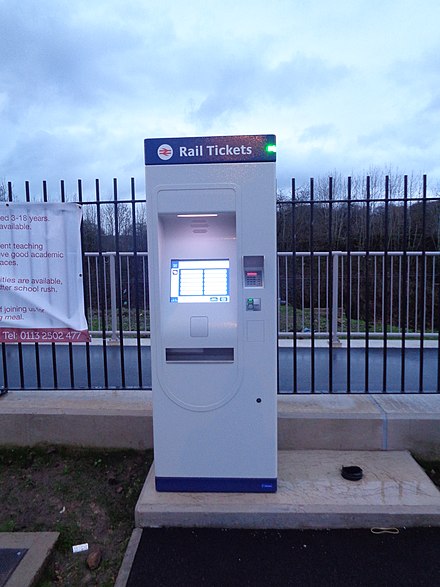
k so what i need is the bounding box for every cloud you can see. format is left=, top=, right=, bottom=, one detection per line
left=1, top=0, right=440, bottom=193
left=190, top=53, right=348, bottom=126
left=299, top=124, right=337, bottom=143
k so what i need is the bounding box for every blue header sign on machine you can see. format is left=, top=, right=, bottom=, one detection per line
left=145, top=134, right=276, bottom=166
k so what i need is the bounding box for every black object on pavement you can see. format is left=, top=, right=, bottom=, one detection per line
left=341, top=465, right=363, bottom=481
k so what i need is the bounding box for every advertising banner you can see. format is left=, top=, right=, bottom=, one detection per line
left=0, top=202, right=90, bottom=343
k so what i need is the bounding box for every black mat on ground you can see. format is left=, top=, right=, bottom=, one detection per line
left=0, top=548, right=27, bottom=587
left=127, top=527, right=440, bottom=586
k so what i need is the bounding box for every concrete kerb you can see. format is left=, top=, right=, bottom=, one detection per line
left=114, top=528, right=142, bottom=587
left=0, top=391, right=440, bottom=458
left=0, top=532, right=59, bottom=587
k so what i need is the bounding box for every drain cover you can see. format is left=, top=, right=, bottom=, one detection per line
left=0, top=549, right=28, bottom=587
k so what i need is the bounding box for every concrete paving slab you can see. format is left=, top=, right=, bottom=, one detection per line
left=0, top=533, right=58, bottom=587
left=278, top=394, right=381, bottom=415
left=375, top=394, right=440, bottom=415
left=374, top=395, right=440, bottom=458
left=135, top=450, right=440, bottom=529
left=0, top=390, right=151, bottom=413
left=278, top=396, right=383, bottom=450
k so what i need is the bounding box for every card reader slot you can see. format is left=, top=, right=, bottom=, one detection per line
left=166, top=347, right=234, bottom=363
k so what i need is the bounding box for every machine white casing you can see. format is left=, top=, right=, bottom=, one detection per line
left=145, top=135, right=277, bottom=492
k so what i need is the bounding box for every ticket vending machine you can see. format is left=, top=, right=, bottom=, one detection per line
left=145, top=135, right=277, bottom=492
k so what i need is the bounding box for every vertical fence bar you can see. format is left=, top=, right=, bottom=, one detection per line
left=15, top=182, right=30, bottom=389
left=43, top=181, right=58, bottom=389
left=109, top=254, right=118, bottom=342
left=419, top=175, right=427, bottom=392
left=406, top=257, right=410, bottom=337
left=301, top=257, right=305, bottom=332
left=1, top=183, right=15, bottom=390
left=41, top=182, right=56, bottom=388
left=61, top=180, right=75, bottom=389
left=78, top=179, right=92, bottom=388
left=364, top=176, right=371, bottom=393
left=113, top=178, right=126, bottom=388
left=432, top=256, right=436, bottom=334
left=398, top=255, right=402, bottom=332
left=87, top=257, right=93, bottom=328
left=284, top=256, right=289, bottom=333
left=309, top=178, right=315, bottom=393
left=130, top=177, right=143, bottom=388
left=331, top=253, right=339, bottom=344
left=328, top=177, right=334, bottom=393
left=324, top=258, right=331, bottom=341
left=414, top=257, right=419, bottom=332
left=340, top=255, right=344, bottom=334
left=291, top=178, right=298, bottom=393
left=390, top=256, right=394, bottom=333
left=423, top=256, right=427, bottom=334
left=95, top=256, right=101, bottom=331
left=382, top=176, right=389, bottom=393
left=373, top=257, right=377, bottom=332
left=357, top=256, right=360, bottom=331
left=317, top=255, right=321, bottom=333
left=25, top=180, right=42, bottom=389
left=346, top=177, right=352, bottom=393
left=126, top=258, right=131, bottom=331
left=95, top=179, right=109, bottom=388
left=438, top=254, right=440, bottom=393
left=401, top=176, right=408, bottom=392
left=104, top=259, right=109, bottom=330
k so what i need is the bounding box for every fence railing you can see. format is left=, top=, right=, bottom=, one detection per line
left=84, top=250, right=440, bottom=343
left=84, top=252, right=149, bottom=340
left=2, top=174, right=440, bottom=392
left=278, top=250, right=440, bottom=342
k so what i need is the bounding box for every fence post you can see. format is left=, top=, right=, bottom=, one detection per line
left=109, top=253, right=119, bottom=343
left=331, top=252, right=341, bottom=346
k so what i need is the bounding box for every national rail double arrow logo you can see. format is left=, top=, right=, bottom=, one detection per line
left=157, top=144, right=173, bottom=160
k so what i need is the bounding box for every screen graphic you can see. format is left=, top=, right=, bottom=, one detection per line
left=170, top=259, right=230, bottom=303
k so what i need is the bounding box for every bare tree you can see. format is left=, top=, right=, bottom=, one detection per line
left=0, top=179, right=12, bottom=201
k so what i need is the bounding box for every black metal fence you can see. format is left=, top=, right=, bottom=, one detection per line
left=1, top=178, right=149, bottom=391
left=278, top=174, right=440, bottom=393
left=1, top=175, right=439, bottom=393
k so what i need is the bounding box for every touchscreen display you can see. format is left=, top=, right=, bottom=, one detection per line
left=170, top=259, right=230, bottom=303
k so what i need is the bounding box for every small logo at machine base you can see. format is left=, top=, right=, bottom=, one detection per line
left=157, top=144, right=173, bottom=160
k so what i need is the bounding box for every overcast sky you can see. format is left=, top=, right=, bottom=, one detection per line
left=2, top=0, right=440, bottom=198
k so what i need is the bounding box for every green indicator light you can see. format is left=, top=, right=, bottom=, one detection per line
left=265, top=144, right=277, bottom=154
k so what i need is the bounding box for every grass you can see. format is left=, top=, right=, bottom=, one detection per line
left=0, top=446, right=153, bottom=586
left=87, top=308, right=150, bottom=335
left=278, top=304, right=436, bottom=336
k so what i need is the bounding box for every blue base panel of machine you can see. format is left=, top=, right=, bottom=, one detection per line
left=155, top=477, right=277, bottom=493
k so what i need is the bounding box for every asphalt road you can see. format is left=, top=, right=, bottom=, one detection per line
left=127, top=527, right=440, bottom=586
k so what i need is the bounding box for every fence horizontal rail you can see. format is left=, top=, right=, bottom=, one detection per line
left=84, top=250, right=440, bottom=342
